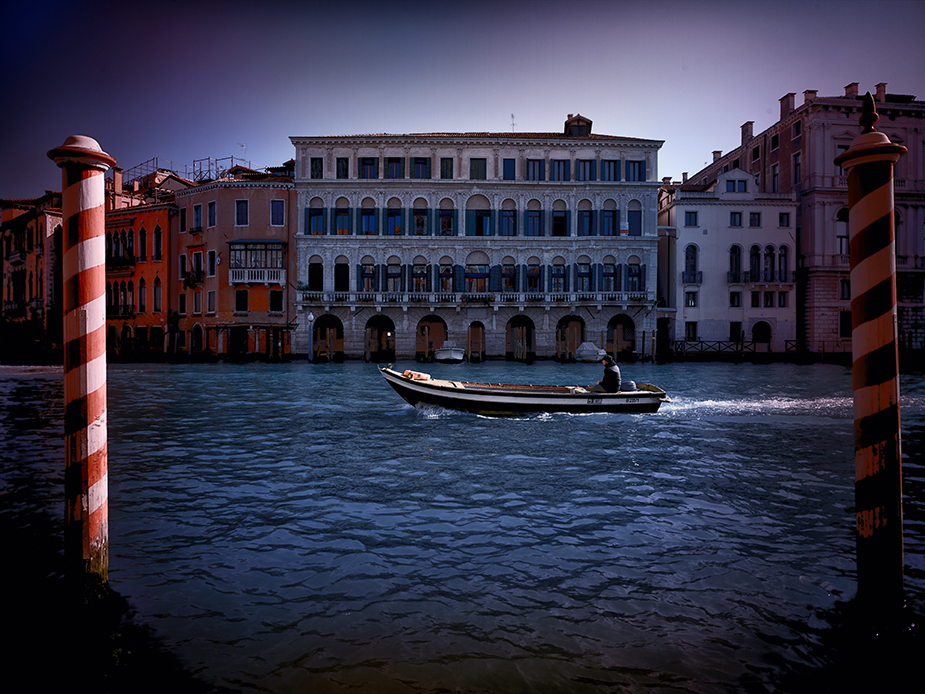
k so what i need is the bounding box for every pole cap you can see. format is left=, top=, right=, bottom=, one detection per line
left=48, top=135, right=116, bottom=170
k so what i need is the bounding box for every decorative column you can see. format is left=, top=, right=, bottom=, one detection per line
left=48, top=136, right=116, bottom=587
left=834, top=93, right=907, bottom=620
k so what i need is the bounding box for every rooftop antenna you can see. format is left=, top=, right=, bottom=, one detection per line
left=511, top=114, right=517, bottom=133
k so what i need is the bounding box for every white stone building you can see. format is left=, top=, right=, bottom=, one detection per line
left=290, top=115, right=664, bottom=362
left=658, top=168, right=798, bottom=354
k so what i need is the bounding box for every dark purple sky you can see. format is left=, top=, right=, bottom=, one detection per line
left=3, top=0, right=923, bottom=199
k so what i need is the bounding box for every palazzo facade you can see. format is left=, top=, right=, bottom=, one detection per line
left=290, top=115, right=664, bottom=362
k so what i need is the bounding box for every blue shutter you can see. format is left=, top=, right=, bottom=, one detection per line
left=616, top=263, right=623, bottom=291
left=356, top=265, right=362, bottom=291
left=590, top=160, right=597, bottom=181
left=615, top=160, right=621, bottom=181
left=401, top=265, right=406, bottom=292
left=304, top=207, right=311, bottom=235
left=640, top=264, right=646, bottom=291
left=454, top=265, right=464, bottom=292
left=466, top=210, right=475, bottom=236
left=489, top=265, right=501, bottom=292
left=640, top=160, right=646, bottom=182
left=426, top=264, right=432, bottom=292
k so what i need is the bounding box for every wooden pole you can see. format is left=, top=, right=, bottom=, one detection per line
left=834, top=93, right=907, bottom=620
left=48, top=136, right=116, bottom=588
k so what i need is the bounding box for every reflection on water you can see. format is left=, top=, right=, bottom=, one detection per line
left=2, top=361, right=923, bottom=692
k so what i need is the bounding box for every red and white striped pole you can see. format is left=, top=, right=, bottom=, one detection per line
left=48, top=136, right=116, bottom=586
left=834, top=94, right=907, bottom=619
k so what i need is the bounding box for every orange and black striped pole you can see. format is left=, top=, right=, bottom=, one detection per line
left=48, top=136, right=116, bottom=586
left=834, top=94, right=907, bottom=618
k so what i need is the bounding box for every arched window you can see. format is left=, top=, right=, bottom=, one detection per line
left=764, top=245, right=775, bottom=282
left=153, top=226, right=163, bottom=261
left=749, top=245, right=761, bottom=281
left=729, top=245, right=742, bottom=282
left=683, top=245, right=699, bottom=283
left=138, top=278, right=146, bottom=313
left=778, top=247, right=789, bottom=282
left=153, top=277, right=162, bottom=312
left=138, top=227, right=147, bottom=261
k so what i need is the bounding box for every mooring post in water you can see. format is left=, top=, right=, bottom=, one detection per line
left=48, top=136, right=116, bottom=587
left=834, top=94, right=907, bottom=619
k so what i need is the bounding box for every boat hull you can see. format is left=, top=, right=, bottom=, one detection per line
left=380, top=367, right=668, bottom=416
left=433, top=348, right=465, bottom=364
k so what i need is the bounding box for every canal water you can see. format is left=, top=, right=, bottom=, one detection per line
left=3, top=361, right=923, bottom=692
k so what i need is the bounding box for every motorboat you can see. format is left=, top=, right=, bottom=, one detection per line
left=575, top=342, right=608, bottom=362
left=433, top=342, right=465, bottom=364
left=380, top=366, right=669, bottom=416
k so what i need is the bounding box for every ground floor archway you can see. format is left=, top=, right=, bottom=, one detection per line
left=555, top=316, right=585, bottom=362
left=313, top=314, right=345, bottom=362
left=752, top=321, right=772, bottom=351
left=467, top=321, right=486, bottom=362
left=506, top=315, right=535, bottom=362
left=416, top=314, right=448, bottom=362
left=607, top=314, right=636, bottom=358
left=365, top=315, right=396, bottom=362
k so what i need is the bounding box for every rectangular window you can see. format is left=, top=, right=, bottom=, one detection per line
left=235, top=200, right=248, bottom=226
left=178, top=253, right=187, bottom=280
left=193, top=291, right=202, bottom=315
left=412, top=157, right=431, bottom=179
left=601, top=210, right=616, bottom=236
left=686, top=291, right=698, bottom=307
left=208, top=249, right=216, bottom=277
left=526, top=159, right=544, bottom=181
left=502, top=159, right=515, bottom=180
left=779, top=212, right=790, bottom=227
left=730, top=291, right=741, bottom=307
left=361, top=209, right=376, bottom=235
left=730, top=212, right=743, bottom=227
left=726, top=179, right=747, bottom=192
left=526, top=264, right=541, bottom=292
left=178, top=293, right=187, bottom=315
left=386, top=157, right=404, bottom=179
left=440, top=158, right=453, bottom=179
left=359, top=157, right=378, bottom=179
left=208, top=201, right=216, bottom=227
left=500, top=210, right=516, bottom=236
left=685, top=211, right=698, bottom=226
left=235, top=288, right=248, bottom=312
left=336, top=209, right=349, bottom=235
left=439, top=210, right=454, bottom=236
left=361, top=264, right=376, bottom=292
left=336, top=157, right=349, bottom=179
left=271, top=199, right=285, bottom=226
left=469, top=158, right=487, bottom=180
left=840, top=279, right=851, bottom=300
left=751, top=145, right=760, bottom=162
left=575, top=160, right=595, bottom=181
left=439, top=264, right=453, bottom=292
left=309, top=208, right=324, bottom=235
left=764, top=291, right=775, bottom=308
left=793, top=121, right=802, bottom=139
left=179, top=208, right=187, bottom=233
left=778, top=291, right=788, bottom=308
left=270, top=290, right=283, bottom=312
left=771, top=164, right=779, bottom=193
left=550, top=159, right=570, bottom=181
left=526, top=210, right=542, bottom=236
left=793, top=152, right=802, bottom=187
left=602, top=263, right=615, bottom=291
left=836, top=144, right=850, bottom=175
left=751, top=291, right=760, bottom=308
left=771, top=133, right=780, bottom=151
left=749, top=212, right=761, bottom=227
left=626, top=160, right=645, bottom=182
left=193, top=204, right=202, bottom=231
left=502, top=264, right=516, bottom=291
left=386, top=209, right=402, bottom=235
left=576, top=263, right=591, bottom=292
left=411, top=209, right=427, bottom=236
left=334, top=263, right=349, bottom=292
left=578, top=210, right=592, bottom=236
left=685, top=322, right=697, bottom=340
left=601, top=160, right=619, bottom=181
left=550, top=264, right=566, bottom=292
left=207, top=290, right=216, bottom=314
left=552, top=211, right=567, bottom=236
left=310, top=158, right=323, bottom=179
left=411, top=265, right=427, bottom=292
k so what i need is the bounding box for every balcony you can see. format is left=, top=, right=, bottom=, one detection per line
left=229, top=268, right=286, bottom=286
left=681, top=271, right=703, bottom=284
left=300, top=290, right=651, bottom=308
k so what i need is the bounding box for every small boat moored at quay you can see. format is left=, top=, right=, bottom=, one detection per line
left=433, top=342, right=465, bottom=364
left=380, top=366, right=670, bottom=416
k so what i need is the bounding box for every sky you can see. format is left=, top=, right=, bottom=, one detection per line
left=2, top=0, right=923, bottom=199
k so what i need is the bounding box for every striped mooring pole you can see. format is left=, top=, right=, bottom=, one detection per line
left=834, top=94, right=907, bottom=618
left=48, top=136, right=116, bottom=586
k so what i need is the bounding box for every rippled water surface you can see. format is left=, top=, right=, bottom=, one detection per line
left=3, top=361, right=924, bottom=692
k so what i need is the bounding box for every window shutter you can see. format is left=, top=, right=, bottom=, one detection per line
left=356, top=265, right=362, bottom=291
left=590, top=160, right=596, bottom=181
left=454, top=265, right=464, bottom=292
left=426, top=265, right=432, bottom=292
left=641, top=264, right=646, bottom=291
left=401, top=265, right=406, bottom=292
left=615, top=160, right=621, bottom=181
left=466, top=210, right=475, bottom=236
left=616, top=263, right=623, bottom=291
left=304, top=207, right=311, bottom=235
left=489, top=265, right=501, bottom=293
left=640, top=160, right=646, bottom=182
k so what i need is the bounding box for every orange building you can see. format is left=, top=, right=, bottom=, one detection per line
left=172, top=165, right=297, bottom=359
left=1, top=192, right=63, bottom=363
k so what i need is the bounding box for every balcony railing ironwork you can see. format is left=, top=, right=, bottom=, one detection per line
left=299, top=290, right=651, bottom=306
left=229, top=268, right=286, bottom=285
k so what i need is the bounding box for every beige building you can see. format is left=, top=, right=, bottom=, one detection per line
left=290, top=115, right=664, bottom=362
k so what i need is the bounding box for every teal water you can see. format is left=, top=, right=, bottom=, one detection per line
left=2, top=361, right=923, bottom=692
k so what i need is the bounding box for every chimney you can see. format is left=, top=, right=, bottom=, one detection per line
left=780, top=93, right=795, bottom=119
left=741, top=121, right=754, bottom=146
left=845, top=82, right=859, bottom=98
left=682, top=172, right=688, bottom=183
left=662, top=176, right=672, bottom=186
left=803, top=90, right=817, bottom=105
left=712, top=150, right=723, bottom=162
left=875, top=82, right=887, bottom=102
left=113, top=166, right=123, bottom=193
